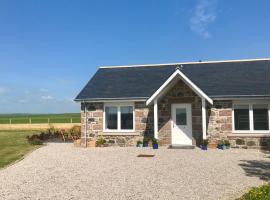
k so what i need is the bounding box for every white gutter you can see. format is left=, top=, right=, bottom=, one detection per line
left=74, top=97, right=147, bottom=102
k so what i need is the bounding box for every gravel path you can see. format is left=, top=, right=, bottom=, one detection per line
left=0, top=143, right=269, bottom=200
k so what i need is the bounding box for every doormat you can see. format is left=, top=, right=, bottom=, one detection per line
left=137, top=154, right=155, bottom=157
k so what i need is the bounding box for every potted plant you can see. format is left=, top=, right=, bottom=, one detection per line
left=96, top=136, right=106, bottom=147
left=201, top=139, right=208, bottom=150
left=136, top=140, right=143, bottom=147
left=224, top=140, right=230, bottom=149
left=143, top=138, right=149, bottom=147
left=152, top=138, right=158, bottom=149
left=218, top=140, right=226, bottom=150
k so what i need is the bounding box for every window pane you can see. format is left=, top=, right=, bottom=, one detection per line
left=121, top=106, right=133, bottom=129
left=105, top=107, right=117, bottom=130
left=234, top=105, right=250, bottom=130
left=253, top=104, right=269, bottom=130
left=176, top=108, right=187, bottom=125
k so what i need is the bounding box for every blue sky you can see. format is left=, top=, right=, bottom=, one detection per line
left=0, top=0, right=270, bottom=113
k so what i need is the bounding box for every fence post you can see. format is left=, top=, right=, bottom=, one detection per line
left=29, top=118, right=31, bottom=124
left=9, top=119, right=11, bottom=124
left=48, top=118, right=50, bottom=124
left=70, top=118, right=73, bottom=123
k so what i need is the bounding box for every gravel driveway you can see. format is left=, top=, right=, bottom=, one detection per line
left=0, top=143, right=269, bottom=200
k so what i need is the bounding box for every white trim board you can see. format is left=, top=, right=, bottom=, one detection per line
left=146, top=69, right=213, bottom=105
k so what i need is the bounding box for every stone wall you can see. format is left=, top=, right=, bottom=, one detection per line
left=79, top=92, right=270, bottom=149
left=158, top=79, right=202, bottom=145
left=80, top=102, right=153, bottom=147
left=228, top=136, right=270, bottom=149
left=207, top=100, right=232, bottom=143
left=207, top=100, right=270, bottom=149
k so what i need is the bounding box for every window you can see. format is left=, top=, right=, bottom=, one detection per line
left=120, top=106, right=133, bottom=129
left=233, top=102, right=269, bottom=133
left=234, top=105, right=250, bottom=130
left=176, top=108, right=187, bottom=125
left=104, top=103, right=134, bottom=131
left=105, top=107, right=117, bottom=130
left=253, top=104, right=269, bottom=130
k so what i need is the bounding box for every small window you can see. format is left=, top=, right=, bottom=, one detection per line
left=105, top=106, right=117, bottom=130
left=104, top=104, right=134, bottom=131
left=253, top=104, right=269, bottom=130
left=176, top=108, right=187, bottom=125
left=234, top=105, right=250, bottom=130
left=121, top=106, right=133, bottom=129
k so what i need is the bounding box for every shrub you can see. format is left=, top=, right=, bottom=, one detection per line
left=137, top=140, right=142, bottom=145
left=26, top=126, right=81, bottom=144
left=96, top=137, right=106, bottom=146
left=26, top=134, right=40, bottom=141
left=143, top=138, right=149, bottom=144
left=202, top=139, right=209, bottom=146
left=237, top=182, right=270, bottom=200
left=29, top=138, right=43, bottom=145
left=218, top=140, right=225, bottom=146
left=61, top=129, right=69, bottom=141
left=68, top=126, right=81, bottom=141
left=152, top=138, right=158, bottom=145
left=224, top=140, right=230, bottom=146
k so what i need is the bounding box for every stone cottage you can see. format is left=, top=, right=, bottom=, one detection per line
left=75, top=58, right=270, bottom=149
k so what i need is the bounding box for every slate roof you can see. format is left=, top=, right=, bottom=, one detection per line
left=75, top=59, right=270, bottom=101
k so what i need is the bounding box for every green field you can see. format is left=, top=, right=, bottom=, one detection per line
left=0, top=130, right=40, bottom=168
left=0, top=113, right=81, bottom=124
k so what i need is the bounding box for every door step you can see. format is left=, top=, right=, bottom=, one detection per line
left=169, top=144, right=195, bottom=149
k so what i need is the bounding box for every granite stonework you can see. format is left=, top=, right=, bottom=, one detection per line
left=80, top=102, right=153, bottom=147
left=207, top=101, right=233, bottom=143
left=227, top=136, right=270, bottom=149
left=207, top=101, right=270, bottom=149
left=79, top=87, right=270, bottom=149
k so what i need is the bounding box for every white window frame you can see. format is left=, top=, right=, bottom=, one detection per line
left=103, top=102, right=135, bottom=132
left=232, top=100, right=270, bottom=134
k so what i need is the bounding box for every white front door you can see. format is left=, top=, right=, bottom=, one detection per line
left=171, top=104, right=192, bottom=145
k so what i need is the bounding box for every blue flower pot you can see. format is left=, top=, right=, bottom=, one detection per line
left=153, top=143, right=158, bottom=149
left=201, top=145, right=208, bottom=150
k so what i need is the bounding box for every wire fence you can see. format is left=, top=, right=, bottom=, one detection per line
left=0, top=117, right=81, bottom=124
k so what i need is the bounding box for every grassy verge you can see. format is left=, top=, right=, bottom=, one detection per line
left=0, top=130, right=41, bottom=169
left=237, top=182, right=270, bottom=200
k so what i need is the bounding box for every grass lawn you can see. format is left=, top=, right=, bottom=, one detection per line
left=0, top=130, right=41, bottom=169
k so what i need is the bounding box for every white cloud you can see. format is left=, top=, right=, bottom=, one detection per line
left=189, top=0, right=218, bottom=39
left=40, top=88, right=49, bottom=92
left=41, top=95, right=54, bottom=100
